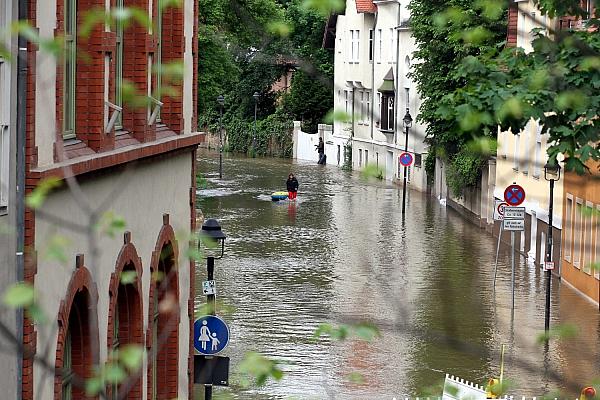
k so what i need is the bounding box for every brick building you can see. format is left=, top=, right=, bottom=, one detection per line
left=6, top=0, right=202, bottom=398
left=561, top=162, right=600, bottom=308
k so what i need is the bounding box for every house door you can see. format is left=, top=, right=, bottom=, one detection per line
left=386, top=151, right=394, bottom=180
left=529, top=212, right=537, bottom=264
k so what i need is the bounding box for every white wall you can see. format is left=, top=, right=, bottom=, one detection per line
left=333, top=0, right=429, bottom=190
left=33, top=153, right=193, bottom=399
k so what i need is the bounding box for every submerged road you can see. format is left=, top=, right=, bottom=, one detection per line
left=195, top=150, right=600, bottom=399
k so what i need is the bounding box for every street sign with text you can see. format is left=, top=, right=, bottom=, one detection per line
left=503, top=219, right=525, bottom=231
left=504, top=207, right=525, bottom=219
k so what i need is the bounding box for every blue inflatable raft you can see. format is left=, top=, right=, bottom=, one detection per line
left=271, top=191, right=289, bottom=201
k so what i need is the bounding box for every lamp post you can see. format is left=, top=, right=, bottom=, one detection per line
left=543, top=160, right=561, bottom=334
left=200, top=218, right=226, bottom=400
left=402, top=108, right=412, bottom=215
left=253, top=91, right=260, bottom=152
left=217, top=95, right=224, bottom=179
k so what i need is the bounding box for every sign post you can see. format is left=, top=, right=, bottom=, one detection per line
left=503, top=184, right=526, bottom=312
left=493, top=201, right=508, bottom=290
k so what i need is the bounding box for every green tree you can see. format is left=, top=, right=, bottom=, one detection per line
left=408, top=0, right=508, bottom=193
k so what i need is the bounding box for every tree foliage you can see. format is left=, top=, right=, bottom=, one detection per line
left=198, top=0, right=335, bottom=153
left=408, top=0, right=508, bottom=191
left=413, top=0, right=600, bottom=178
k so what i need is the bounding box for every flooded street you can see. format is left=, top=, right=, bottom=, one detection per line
left=195, top=150, right=600, bottom=399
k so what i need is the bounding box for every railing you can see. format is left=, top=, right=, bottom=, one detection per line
left=148, top=96, right=163, bottom=126
left=104, top=101, right=122, bottom=134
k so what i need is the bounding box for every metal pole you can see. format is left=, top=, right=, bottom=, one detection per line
left=493, top=221, right=504, bottom=290
left=219, top=105, right=223, bottom=179
left=545, top=179, right=554, bottom=333
left=402, top=125, right=409, bottom=214
left=511, top=231, right=515, bottom=310
left=253, top=101, right=257, bottom=150
left=205, top=256, right=215, bottom=400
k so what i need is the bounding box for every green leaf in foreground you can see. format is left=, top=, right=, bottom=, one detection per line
left=3, top=283, right=35, bottom=308
left=536, top=323, right=579, bottom=343
left=238, top=351, right=284, bottom=387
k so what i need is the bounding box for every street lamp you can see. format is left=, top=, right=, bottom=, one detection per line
left=253, top=91, right=260, bottom=152
left=217, top=95, right=225, bottom=179
left=543, top=160, right=561, bottom=334
left=199, top=218, right=226, bottom=400
left=402, top=108, right=412, bottom=215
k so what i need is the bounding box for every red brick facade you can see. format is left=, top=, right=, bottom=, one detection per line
left=54, top=259, right=100, bottom=400
left=146, top=215, right=180, bottom=400
left=22, top=0, right=200, bottom=398
left=106, top=232, right=144, bottom=399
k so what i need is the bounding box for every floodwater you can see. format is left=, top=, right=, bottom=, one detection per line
left=194, top=150, right=600, bottom=399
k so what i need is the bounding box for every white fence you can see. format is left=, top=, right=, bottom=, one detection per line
left=385, top=374, right=568, bottom=400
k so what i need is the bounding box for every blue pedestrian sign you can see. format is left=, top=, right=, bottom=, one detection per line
left=194, top=316, right=230, bottom=355
left=399, top=152, right=413, bottom=167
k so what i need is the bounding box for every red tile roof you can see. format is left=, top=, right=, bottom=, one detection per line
left=356, top=0, right=376, bottom=13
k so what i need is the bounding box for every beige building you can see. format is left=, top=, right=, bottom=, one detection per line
left=495, top=0, right=562, bottom=268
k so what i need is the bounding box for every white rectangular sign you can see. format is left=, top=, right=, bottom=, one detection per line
left=202, top=280, right=216, bottom=296
left=503, top=219, right=525, bottom=231
left=544, top=261, right=555, bottom=271
left=504, top=207, right=525, bottom=219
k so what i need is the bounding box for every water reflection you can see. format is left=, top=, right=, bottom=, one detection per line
left=195, top=150, right=600, bottom=399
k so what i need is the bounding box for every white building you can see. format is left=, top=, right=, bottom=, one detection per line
left=325, top=0, right=428, bottom=191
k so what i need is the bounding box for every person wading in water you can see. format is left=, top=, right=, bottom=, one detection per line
left=286, top=173, right=299, bottom=200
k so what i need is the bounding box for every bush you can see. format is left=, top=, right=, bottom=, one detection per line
left=445, top=146, right=487, bottom=198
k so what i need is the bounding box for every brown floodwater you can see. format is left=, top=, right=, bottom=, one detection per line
left=194, top=150, right=600, bottom=399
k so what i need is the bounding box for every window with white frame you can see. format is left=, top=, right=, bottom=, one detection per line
left=365, top=149, right=369, bottom=165
left=533, top=123, right=542, bottom=177
left=573, top=198, right=583, bottom=268
left=513, top=133, right=520, bottom=170
left=380, top=93, right=395, bottom=131
left=0, top=3, right=8, bottom=213
left=350, top=30, right=360, bottom=62
left=359, top=149, right=363, bottom=167
left=376, top=92, right=381, bottom=124
left=522, top=124, right=531, bottom=175
left=358, top=91, right=364, bottom=124
left=565, top=194, right=573, bottom=262
left=63, top=0, right=77, bottom=139
left=389, top=28, right=395, bottom=63
left=377, top=29, right=382, bottom=63
left=583, top=201, right=594, bottom=274
left=369, top=30, right=374, bottom=62
left=344, top=90, right=349, bottom=117
left=365, top=91, right=371, bottom=125
left=594, top=205, right=600, bottom=279
left=348, top=30, right=353, bottom=62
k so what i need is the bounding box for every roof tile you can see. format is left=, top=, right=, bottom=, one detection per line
left=356, top=0, right=376, bottom=13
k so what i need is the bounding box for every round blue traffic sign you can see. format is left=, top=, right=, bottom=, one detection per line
left=194, top=316, right=230, bottom=355
left=399, top=152, right=413, bottom=167
left=504, top=184, right=525, bottom=206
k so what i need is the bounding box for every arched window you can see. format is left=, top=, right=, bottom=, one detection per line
left=109, top=262, right=143, bottom=399
left=149, top=241, right=179, bottom=399
left=108, top=235, right=144, bottom=400
left=55, top=265, right=99, bottom=400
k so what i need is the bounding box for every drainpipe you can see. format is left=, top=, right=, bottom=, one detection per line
left=370, top=11, right=377, bottom=140
left=371, top=12, right=378, bottom=163
left=393, top=3, right=401, bottom=146
left=16, top=1, right=28, bottom=398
